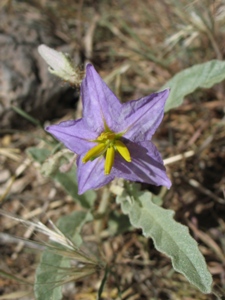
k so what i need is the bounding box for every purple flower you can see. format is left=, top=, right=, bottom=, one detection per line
left=46, top=64, right=171, bottom=194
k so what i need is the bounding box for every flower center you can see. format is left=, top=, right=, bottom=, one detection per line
left=82, top=130, right=131, bottom=175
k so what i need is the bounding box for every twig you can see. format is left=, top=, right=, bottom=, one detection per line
left=188, top=178, right=225, bottom=205
left=0, top=232, right=44, bottom=250
left=12, top=225, right=36, bottom=259
left=0, top=158, right=32, bottom=203
left=163, top=150, right=194, bottom=165
left=187, top=220, right=225, bottom=263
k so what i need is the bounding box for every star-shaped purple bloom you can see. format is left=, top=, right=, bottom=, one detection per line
left=46, top=64, right=171, bottom=194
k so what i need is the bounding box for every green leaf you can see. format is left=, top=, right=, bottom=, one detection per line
left=116, top=185, right=212, bottom=293
left=27, top=147, right=97, bottom=208
left=57, top=211, right=93, bottom=246
left=53, top=168, right=96, bottom=209
left=162, top=59, right=225, bottom=112
left=34, top=251, right=68, bottom=300
left=34, top=211, right=93, bottom=300
left=108, top=211, right=131, bottom=235
left=27, top=147, right=51, bottom=164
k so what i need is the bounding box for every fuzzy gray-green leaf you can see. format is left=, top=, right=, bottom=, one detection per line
left=162, top=59, right=225, bottom=112
left=117, top=188, right=212, bottom=293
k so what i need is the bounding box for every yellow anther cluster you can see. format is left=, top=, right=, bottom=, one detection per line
left=82, top=130, right=131, bottom=175
left=97, top=132, right=115, bottom=141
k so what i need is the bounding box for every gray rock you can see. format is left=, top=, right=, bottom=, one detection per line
left=0, top=6, right=79, bottom=128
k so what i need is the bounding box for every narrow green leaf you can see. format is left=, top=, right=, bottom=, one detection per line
left=162, top=59, right=225, bottom=111
left=116, top=186, right=212, bottom=293
left=0, top=269, right=32, bottom=285
left=97, top=266, right=109, bottom=300
left=34, top=211, right=93, bottom=300
left=11, top=105, right=42, bottom=127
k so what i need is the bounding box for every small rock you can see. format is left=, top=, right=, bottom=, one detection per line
left=0, top=169, right=10, bottom=183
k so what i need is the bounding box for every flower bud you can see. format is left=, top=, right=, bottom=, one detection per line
left=38, top=44, right=84, bottom=86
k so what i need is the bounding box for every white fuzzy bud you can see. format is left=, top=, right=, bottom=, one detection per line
left=38, top=44, right=84, bottom=86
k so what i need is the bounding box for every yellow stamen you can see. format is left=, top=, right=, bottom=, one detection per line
left=105, top=146, right=115, bottom=175
left=97, top=132, right=115, bottom=142
left=82, top=124, right=131, bottom=175
left=82, top=143, right=106, bottom=163
left=115, top=140, right=131, bottom=162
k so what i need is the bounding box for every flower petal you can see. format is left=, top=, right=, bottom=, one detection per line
left=116, top=89, right=169, bottom=142
left=46, top=119, right=98, bottom=155
left=77, top=155, right=114, bottom=194
left=81, top=64, right=122, bottom=133
left=112, top=140, right=171, bottom=188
